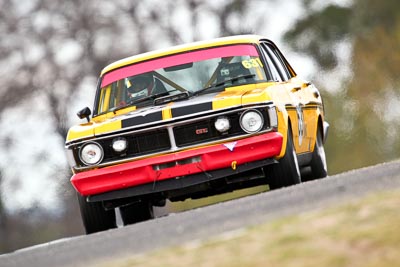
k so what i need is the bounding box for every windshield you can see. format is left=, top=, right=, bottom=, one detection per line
left=95, top=44, right=267, bottom=115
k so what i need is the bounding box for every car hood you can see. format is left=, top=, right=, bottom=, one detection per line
left=66, top=82, right=281, bottom=143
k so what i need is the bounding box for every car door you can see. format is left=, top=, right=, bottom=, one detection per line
left=288, top=75, right=324, bottom=152
left=260, top=41, right=311, bottom=154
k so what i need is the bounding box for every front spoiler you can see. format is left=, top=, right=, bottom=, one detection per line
left=71, top=131, right=283, bottom=196
left=88, top=157, right=277, bottom=203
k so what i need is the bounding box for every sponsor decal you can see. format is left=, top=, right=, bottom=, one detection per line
left=196, top=128, right=209, bottom=135
left=296, top=105, right=304, bottom=146
left=223, top=141, right=237, bottom=152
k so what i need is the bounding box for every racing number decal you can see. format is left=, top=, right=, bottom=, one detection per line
left=296, top=105, right=305, bottom=146
left=242, top=58, right=263, bottom=69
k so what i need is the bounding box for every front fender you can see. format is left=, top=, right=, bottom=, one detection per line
left=275, top=103, right=290, bottom=158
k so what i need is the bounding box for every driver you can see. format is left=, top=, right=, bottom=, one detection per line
left=127, top=72, right=167, bottom=100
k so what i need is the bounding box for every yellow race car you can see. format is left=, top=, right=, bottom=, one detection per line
left=65, top=35, right=329, bottom=234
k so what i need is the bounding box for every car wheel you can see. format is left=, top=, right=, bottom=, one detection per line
left=308, top=126, right=328, bottom=180
left=77, top=193, right=117, bottom=234
left=120, top=201, right=154, bottom=226
left=268, top=126, right=301, bottom=190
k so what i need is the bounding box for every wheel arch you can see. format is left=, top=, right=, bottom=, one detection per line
left=276, top=107, right=293, bottom=158
left=317, top=115, right=329, bottom=145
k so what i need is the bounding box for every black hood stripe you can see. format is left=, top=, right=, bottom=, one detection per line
left=171, top=102, right=213, bottom=117
left=122, top=111, right=163, bottom=128
left=121, top=100, right=213, bottom=128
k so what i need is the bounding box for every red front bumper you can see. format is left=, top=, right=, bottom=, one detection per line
left=71, top=132, right=283, bottom=196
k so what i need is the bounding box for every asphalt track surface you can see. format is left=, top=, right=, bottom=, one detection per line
left=1, top=160, right=400, bottom=267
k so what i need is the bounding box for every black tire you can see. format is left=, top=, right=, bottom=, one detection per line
left=77, top=193, right=117, bottom=234
left=268, top=126, right=301, bottom=190
left=309, top=126, right=328, bottom=180
left=120, top=201, right=154, bottom=226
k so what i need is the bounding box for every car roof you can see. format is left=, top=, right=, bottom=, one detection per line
left=100, top=35, right=268, bottom=76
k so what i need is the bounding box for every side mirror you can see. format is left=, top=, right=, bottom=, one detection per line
left=77, top=107, right=92, bottom=122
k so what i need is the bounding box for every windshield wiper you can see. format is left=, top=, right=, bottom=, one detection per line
left=112, top=92, right=168, bottom=113
left=214, top=74, right=256, bottom=87
left=192, top=74, right=256, bottom=96
left=128, top=92, right=169, bottom=106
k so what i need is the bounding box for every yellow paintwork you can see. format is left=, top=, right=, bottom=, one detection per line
left=162, top=103, right=173, bottom=120
left=67, top=35, right=325, bottom=162
left=95, top=119, right=122, bottom=135
left=212, top=82, right=275, bottom=110
left=67, top=123, right=95, bottom=141
left=276, top=107, right=289, bottom=158
left=212, top=87, right=250, bottom=110
left=113, top=106, right=137, bottom=116
left=66, top=119, right=122, bottom=142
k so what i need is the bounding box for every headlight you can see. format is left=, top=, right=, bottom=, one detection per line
left=112, top=137, right=128, bottom=153
left=79, top=142, right=104, bottom=165
left=214, top=116, right=231, bottom=133
left=240, top=109, right=264, bottom=133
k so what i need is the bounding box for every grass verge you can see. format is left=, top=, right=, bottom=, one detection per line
left=94, top=189, right=400, bottom=267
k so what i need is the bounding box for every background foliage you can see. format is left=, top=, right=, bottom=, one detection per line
left=0, top=0, right=399, bottom=253
left=285, top=0, right=400, bottom=173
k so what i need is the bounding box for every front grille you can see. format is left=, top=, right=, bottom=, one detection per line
left=174, top=113, right=245, bottom=147
left=99, top=129, right=171, bottom=163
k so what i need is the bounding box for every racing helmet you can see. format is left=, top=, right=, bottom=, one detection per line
left=127, top=72, right=155, bottom=94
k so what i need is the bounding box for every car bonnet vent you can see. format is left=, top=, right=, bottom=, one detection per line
left=154, top=92, right=190, bottom=105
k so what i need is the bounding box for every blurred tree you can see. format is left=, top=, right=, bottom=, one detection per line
left=284, top=4, right=352, bottom=69
left=0, top=171, right=6, bottom=251
left=284, top=0, right=400, bottom=173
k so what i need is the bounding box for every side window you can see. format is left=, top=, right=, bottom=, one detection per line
left=270, top=44, right=296, bottom=78
left=97, top=85, right=111, bottom=114
left=262, top=43, right=291, bottom=81
left=259, top=45, right=281, bottom=81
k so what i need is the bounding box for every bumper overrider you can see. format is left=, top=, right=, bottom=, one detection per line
left=71, top=132, right=283, bottom=197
